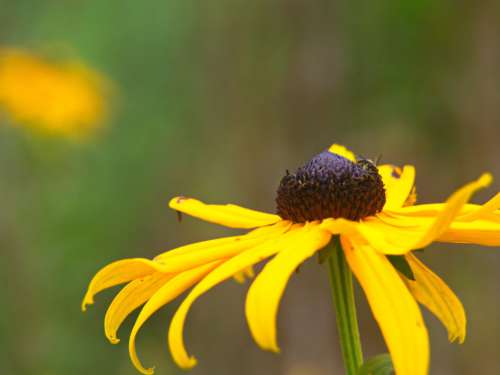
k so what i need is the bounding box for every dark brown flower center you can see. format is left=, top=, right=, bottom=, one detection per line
left=275, top=150, right=386, bottom=222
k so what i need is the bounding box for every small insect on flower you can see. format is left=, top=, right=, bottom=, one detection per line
left=82, top=144, right=500, bottom=375
left=0, top=48, right=109, bottom=139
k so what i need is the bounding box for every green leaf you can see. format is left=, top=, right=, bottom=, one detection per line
left=357, top=354, right=394, bottom=375
left=387, top=255, right=415, bottom=280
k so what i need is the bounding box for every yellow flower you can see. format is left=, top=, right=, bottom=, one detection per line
left=0, top=48, right=108, bottom=138
left=82, top=144, right=500, bottom=375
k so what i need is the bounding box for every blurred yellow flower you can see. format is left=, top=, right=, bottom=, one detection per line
left=83, top=144, right=500, bottom=375
left=0, top=48, right=108, bottom=138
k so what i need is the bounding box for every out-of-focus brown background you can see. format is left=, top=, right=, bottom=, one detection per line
left=2, top=1, right=500, bottom=374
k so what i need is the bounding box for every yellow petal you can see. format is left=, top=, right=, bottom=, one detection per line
left=472, top=211, right=500, bottom=223
left=168, top=197, right=281, bottom=228
left=154, top=222, right=291, bottom=273
left=233, top=271, right=246, bottom=284
left=457, top=192, right=500, bottom=221
left=319, top=217, right=358, bottom=236
left=353, top=216, right=423, bottom=255
left=328, top=144, right=356, bottom=162
left=129, top=261, right=221, bottom=375
left=357, top=173, right=492, bottom=254
left=378, top=165, right=416, bottom=210
left=357, top=210, right=500, bottom=252
left=245, top=225, right=331, bottom=351
left=155, top=236, right=243, bottom=261
left=439, top=219, right=500, bottom=246
left=155, top=221, right=290, bottom=261
left=82, top=259, right=166, bottom=311
left=233, top=265, right=255, bottom=284
left=391, top=203, right=500, bottom=222
left=414, top=173, right=492, bottom=249
left=403, top=254, right=466, bottom=343
left=322, top=216, right=409, bottom=253
left=83, top=228, right=286, bottom=312
left=342, top=236, right=429, bottom=375
left=104, top=272, right=174, bottom=344
left=244, top=265, right=255, bottom=278
left=384, top=203, right=448, bottom=217
left=168, top=225, right=304, bottom=369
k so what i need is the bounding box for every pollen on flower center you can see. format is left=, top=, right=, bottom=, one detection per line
left=276, top=149, right=386, bottom=222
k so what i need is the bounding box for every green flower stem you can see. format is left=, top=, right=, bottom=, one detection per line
left=326, top=236, right=364, bottom=375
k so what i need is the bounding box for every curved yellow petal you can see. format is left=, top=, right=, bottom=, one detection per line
left=439, top=219, right=500, bottom=246
left=404, top=201, right=500, bottom=223
left=342, top=236, right=429, bottom=375
left=104, top=272, right=174, bottom=344
left=155, top=221, right=290, bottom=261
left=319, top=217, right=358, bottom=236
left=357, top=173, right=492, bottom=254
left=384, top=203, right=448, bottom=217
left=128, top=261, right=221, bottom=375
left=477, top=211, right=500, bottom=223
left=378, top=165, right=416, bottom=210
left=82, top=258, right=166, bottom=311
left=83, top=226, right=289, bottom=312
left=356, top=210, right=500, bottom=253
left=353, top=216, right=423, bottom=255
left=383, top=202, right=498, bottom=219
left=322, top=215, right=417, bottom=254
left=154, top=222, right=290, bottom=273
left=168, top=225, right=304, bottom=369
left=403, top=254, right=466, bottom=343
left=155, top=236, right=243, bottom=261
left=245, top=225, right=331, bottom=351
left=416, top=176, right=495, bottom=237
left=457, top=192, right=500, bottom=221
left=328, top=144, right=356, bottom=162
left=168, top=197, right=281, bottom=228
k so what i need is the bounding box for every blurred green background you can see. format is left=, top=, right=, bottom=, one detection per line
left=2, top=1, right=500, bottom=374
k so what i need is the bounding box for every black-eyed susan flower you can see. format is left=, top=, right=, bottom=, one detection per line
left=0, top=48, right=108, bottom=138
left=82, top=144, right=500, bottom=375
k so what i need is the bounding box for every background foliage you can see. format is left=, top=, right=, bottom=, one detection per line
left=2, top=1, right=499, bottom=374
